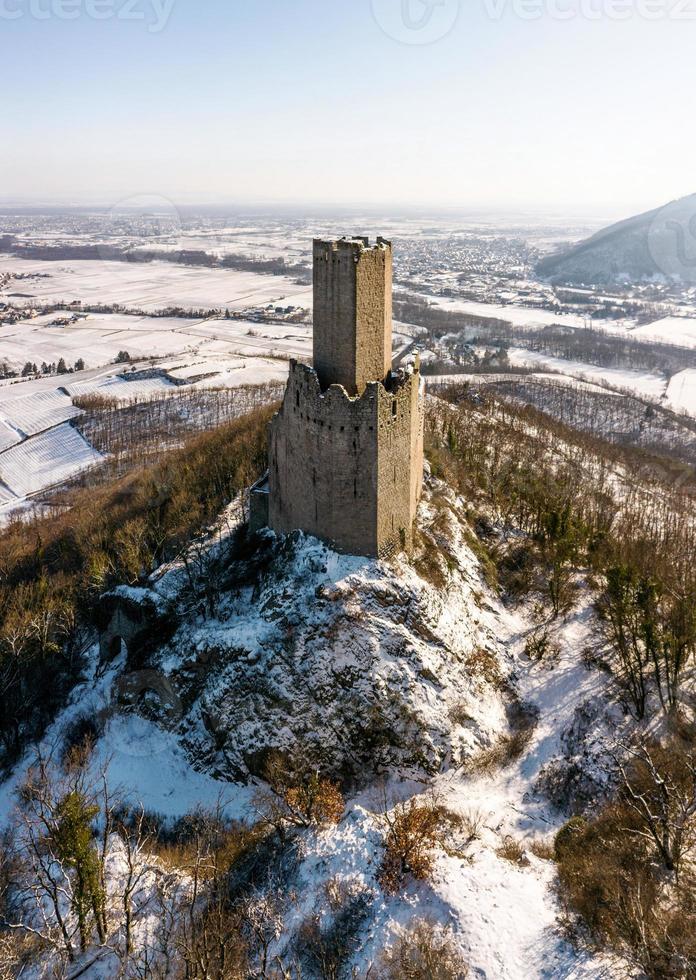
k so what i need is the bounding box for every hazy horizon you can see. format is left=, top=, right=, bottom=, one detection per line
left=0, top=195, right=668, bottom=227
left=2, top=0, right=694, bottom=218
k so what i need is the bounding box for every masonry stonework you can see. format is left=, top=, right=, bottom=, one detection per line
left=264, top=236, right=424, bottom=558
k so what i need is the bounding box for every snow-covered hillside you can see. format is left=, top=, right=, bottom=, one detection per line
left=0, top=480, right=624, bottom=978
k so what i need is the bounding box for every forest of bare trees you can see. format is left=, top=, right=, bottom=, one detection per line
left=74, top=383, right=284, bottom=476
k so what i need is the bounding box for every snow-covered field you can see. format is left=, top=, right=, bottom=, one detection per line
left=630, top=315, right=696, bottom=347
left=419, top=291, right=696, bottom=349
left=508, top=347, right=668, bottom=401
left=0, top=310, right=312, bottom=376
left=0, top=256, right=313, bottom=313
left=425, top=293, right=594, bottom=331
left=665, top=368, right=696, bottom=415
left=0, top=422, right=102, bottom=501
left=0, top=298, right=310, bottom=522
left=0, top=388, right=81, bottom=437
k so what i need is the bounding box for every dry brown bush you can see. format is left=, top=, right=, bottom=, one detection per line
left=377, top=798, right=462, bottom=894
left=496, top=835, right=529, bottom=866
left=465, top=648, right=503, bottom=689
left=256, top=753, right=345, bottom=835
left=285, top=777, right=344, bottom=827
left=374, top=918, right=469, bottom=979
left=468, top=725, right=534, bottom=775
left=529, top=838, right=555, bottom=861
left=448, top=703, right=474, bottom=727
left=413, top=537, right=450, bottom=591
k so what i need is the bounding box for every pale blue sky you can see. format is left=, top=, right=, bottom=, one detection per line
left=1, top=0, right=693, bottom=216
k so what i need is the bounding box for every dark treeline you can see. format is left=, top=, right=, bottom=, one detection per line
left=0, top=239, right=311, bottom=283
left=395, top=295, right=696, bottom=377
left=0, top=405, right=273, bottom=771
left=394, top=295, right=511, bottom=339
left=517, top=323, right=696, bottom=377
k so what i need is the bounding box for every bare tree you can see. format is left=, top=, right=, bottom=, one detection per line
left=617, top=740, right=696, bottom=876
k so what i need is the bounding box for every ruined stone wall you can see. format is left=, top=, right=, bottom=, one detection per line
left=268, top=361, right=424, bottom=557
left=355, top=238, right=392, bottom=392
left=268, top=362, right=380, bottom=555
left=376, top=370, right=424, bottom=554
left=312, top=238, right=391, bottom=396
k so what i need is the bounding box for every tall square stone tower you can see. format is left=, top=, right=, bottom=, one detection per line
left=256, top=236, right=424, bottom=558
left=313, top=237, right=392, bottom=395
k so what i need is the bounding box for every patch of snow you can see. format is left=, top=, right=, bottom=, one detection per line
left=507, top=348, right=667, bottom=402
left=666, top=368, right=696, bottom=416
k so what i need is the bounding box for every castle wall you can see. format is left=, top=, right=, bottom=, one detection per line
left=268, top=361, right=423, bottom=557
left=268, top=362, right=380, bottom=555
left=355, top=239, right=392, bottom=392
left=376, top=371, right=424, bottom=553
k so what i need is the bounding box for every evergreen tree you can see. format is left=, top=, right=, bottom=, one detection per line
left=52, top=790, right=107, bottom=950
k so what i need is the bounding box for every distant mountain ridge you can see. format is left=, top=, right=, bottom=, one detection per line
left=537, top=192, right=696, bottom=285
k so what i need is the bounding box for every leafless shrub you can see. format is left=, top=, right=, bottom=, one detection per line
left=529, top=838, right=555, bottom=861
left=413, top=537, right=449, bottom=591
left=377, top=796, right=463, bottom=894
left=374, top=918, right=469, bottom=979
left=616, top=739, right=696, bottom=876
left=555, top=737, right=696, bottom=978
left=461, top=808, right=485, bottom=842
left=469, top=723, right=534, bottom=775
left=464, top=648, right=503, bottom=689
left=496, top=835, right=529, bottom=866
left=299, top=880, right=373, bottom=979
left=524, top=627, right=560, bottom=663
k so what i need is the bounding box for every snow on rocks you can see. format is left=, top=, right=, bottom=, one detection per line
left=0, top=481, right=629, bottom=978
left=155, top=485, right=511, bottom=785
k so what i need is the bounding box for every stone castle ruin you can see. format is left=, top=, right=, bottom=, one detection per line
left=251, top=236, right=424, bottom=557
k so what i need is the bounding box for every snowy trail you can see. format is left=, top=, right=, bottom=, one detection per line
left=427, top=597, right=614, bottom=979
left=441, top=599, right=601, bottom=832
